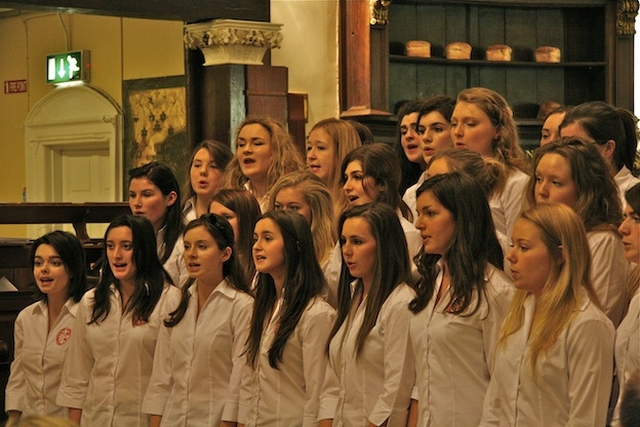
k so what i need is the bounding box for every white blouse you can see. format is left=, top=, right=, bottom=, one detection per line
left=239, top=296, right=335, bottom=427
left=143, top=280, right=253, bottom=426
left=181, top=196, right=197, bottom=225
left=611, top=292, right=640, bottom=426
left=57, top=284, right=180, bottom=427
left=409, top=264, right=513, bottom=427
left=481, top=292, right=615, bottom=427
left=157, top=227, right=188, bottom=288
left=615, top=165, right=640, bottom=207
left=319, top=283, right=416, bottom=427
left=403, top=171, right=428, bottom=224
left=5, top=299, right=79, bottom=418
left=489, top=168, right=529, bottom=240
left=588, top=230, right=629, bottom=327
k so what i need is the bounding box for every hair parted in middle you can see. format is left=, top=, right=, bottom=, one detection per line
left=409, top=171, right=504, bottom=314
left=90, top=215, right=171, bottom=324
left=498, top=203, right=598, bottom=373
left=245, top=210, right=326, bottom=369
left=327, top=203, right=411, bottom=359
left=165, top=213, right=251, bottom=327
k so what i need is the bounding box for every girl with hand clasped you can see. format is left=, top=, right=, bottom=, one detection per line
left=57, top=215, right=180, bottom=427
left=482, top=203, right=615, bottom=426
left=182, top=140, right=233, bottom=223
left=408, top=172, right=513, bottom=427
left=143, top=214, right=253, bottom=427
left=319, top=203, right=416, bottom=427
left=5, top=231, right=87, bottom=422
left=129, top=161, right=188, bottom=287
left=238, top=210, right=335, bottom=427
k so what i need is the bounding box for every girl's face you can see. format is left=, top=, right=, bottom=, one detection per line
left=209, top=201, right=239, bottom=246
left=253, top=218, right=287, bottom=282
left=129, top=177, right=177, bottom=232
left=341, top=217, right=377, bottom=289
left=343, top=160, right=379, bottom=207
left=183, top=225, right=231, bottom=284
left=190, top=148, right=224, bottom=199
left=400, top=112, right=423, bottom=164
left=507, top=219, right=555, bottom=298
left=306, top=127, right=336, bottom=185
left=237, top=123, right=274, bottom=184
left=534, top=153, right=579, bottom=209
left=419, top=111, right=452, bottom=164
left=274, top=187, right=312, bottom=223
left=106, top=226, right=137, bottom=287
left=619, top=203, right=640, bottom=262
left=450, top=101, right=498, bottom=158
left=33, top=244, right=70, bottom=300
left=414, top=190, right=455, bottom=256
left=540, top=112, right=565, bottom=146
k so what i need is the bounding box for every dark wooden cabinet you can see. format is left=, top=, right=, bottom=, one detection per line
left=340, top=0, right=636, bottom=148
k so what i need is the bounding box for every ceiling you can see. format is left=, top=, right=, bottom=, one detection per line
left=0, top=0, right=269, bottom=23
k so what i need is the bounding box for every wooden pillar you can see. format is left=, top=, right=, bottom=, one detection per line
left=615, top=0, right=639, bottom=111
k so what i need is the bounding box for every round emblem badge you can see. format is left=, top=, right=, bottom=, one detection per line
left=56, top=327, right=72, bottom=345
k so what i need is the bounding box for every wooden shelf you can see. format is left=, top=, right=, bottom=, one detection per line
left=389, top=55, right=607, bottom=68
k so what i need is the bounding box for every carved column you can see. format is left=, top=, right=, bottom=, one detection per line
left=615, top=0, right=639, bottom=110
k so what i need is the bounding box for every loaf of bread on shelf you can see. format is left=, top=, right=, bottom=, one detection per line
left=405, top=40, right=431, bottom=58
left=486, top=44, right=512, bottom=61
left=446, top=42, right=471, bottom=60
left=535, top=46, right=561, bottom=63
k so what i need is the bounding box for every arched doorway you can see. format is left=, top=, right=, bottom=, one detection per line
left=24, top=84, right=122, bottom=237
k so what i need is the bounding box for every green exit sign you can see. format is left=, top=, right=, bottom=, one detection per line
left=46, top=50, right=90, bottom=84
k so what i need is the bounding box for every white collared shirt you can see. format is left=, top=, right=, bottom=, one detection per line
left=156, top=226, right=188, bottom=288
left=489, top=168, right=529, bottom=240
left=142, top=279, right=253, bottom=426
left=57, top=283, right=180, bottom=427
left=319, top=283, right=415, bottom=427
left=611, top=292, right=640, bottom=426
left=588, top=230, right=629, bottom=327
left=181, top=196, right=197, bottom=225
left=481, top=292, right=615, bottom=427
left=410, top=263, right=513, bottom=427
left=239, top=296, right=335, bottom=427
left=5, top=298, right=79, bottom=418
left=615, top=165, right=640, bottom=207
left=403, top=171, right=428, bottom=224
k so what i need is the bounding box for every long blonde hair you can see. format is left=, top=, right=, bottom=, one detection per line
left=268, top=170, right=335, bottom=265
left=223, top=116, right=304, bottom=191
left=499, top=203, right=599, bottom=372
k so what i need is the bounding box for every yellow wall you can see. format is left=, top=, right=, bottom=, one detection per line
left=0, top=12, right=185, bottom=237
left=0, top=7, right=339, bottom=238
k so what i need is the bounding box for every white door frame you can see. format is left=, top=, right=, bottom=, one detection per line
left=24, top=84, right=122, bottom=236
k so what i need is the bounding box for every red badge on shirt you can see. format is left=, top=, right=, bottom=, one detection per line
left=132, top=316, right=148, bottom=327
left=56, top=327, right=71, bottom=345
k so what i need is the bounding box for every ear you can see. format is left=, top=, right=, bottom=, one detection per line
left=165, top=191, right=178, bottom=207
left=221, top=246, right=232, bottom=263
left=603, top=139, right=616, bottom=160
